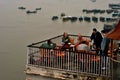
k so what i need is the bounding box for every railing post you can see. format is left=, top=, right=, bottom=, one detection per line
left=110, top=39, right=113, bottom=80
left=68, top=50, right=70, bottom=70
left=27, top=47, right=29, bottom=65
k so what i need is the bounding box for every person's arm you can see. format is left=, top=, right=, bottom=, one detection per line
left=90, top=33, right=94, bottom=40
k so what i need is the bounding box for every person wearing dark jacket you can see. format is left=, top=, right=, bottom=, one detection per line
left=91, top=28, right=103, bottom=49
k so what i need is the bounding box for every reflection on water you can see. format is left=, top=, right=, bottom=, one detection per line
left=0, top=0, right=119, bottom=80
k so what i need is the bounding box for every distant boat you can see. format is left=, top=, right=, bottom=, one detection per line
left=109, top=3, right=120, bottom=8
left=52, top=16, right=59, bottom=21
left=18, top=6, right=26, bottom=10
left=103, top=24, right=114, bottom=32
left=112, top=14, right=118, bottom=17
left=106, top=17, right=118, bottom=22
left=99, top=10, right=105, bottom=14
left=62, top=16, right=72, bottom=22
left=70, top=17, right=78, bottom=22
left=86, top=10, right=93, bottom=14
left=82, top=9, right=87, bottom=13
left=92, top=9, right=101, bottom=14
left=79, top=17, right=83, bottom=22
left=99, top=17, right=105, bottom=22
left=84, top=16, right=91, bottom=22
left=106, top=9, right=113, bottom=14
left=36, top=8, right=41, bottom=10
left=118, top=14, right=120, bottom=17
left=92, top=16, right=98, bottom=22
left=112, top=7, right=120, bottom=10
left=90, top=0, right=96, bottom=2
left=113, top=10, right=119, bottom=13
left=60, top=13, right=66, bottom=17
left=26, top=10, right=37, bottom=14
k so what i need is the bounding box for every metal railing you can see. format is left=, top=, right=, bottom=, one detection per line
left=27, top=47, right=111, bottom=77
left=27, top=34, right=111, bottom=77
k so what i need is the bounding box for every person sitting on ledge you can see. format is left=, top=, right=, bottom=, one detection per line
left=61, top=32, right=71, bottom=49
left=77, top=41, right=90, bottom=51
left=62, top=32, right=70, bottom=45
left=41, top=39, right=56, bottom=49
left=75, top=34, right=90, bottom=51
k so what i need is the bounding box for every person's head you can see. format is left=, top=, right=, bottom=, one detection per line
left=47, top=39, right=52, bottom=44
left=63, top=32, right=68, bottom=37
left=101, top=30, right=107, bottom=36
left=93, top=28, right=97, bottom=34
left=77, top=34, right=83, bottom=41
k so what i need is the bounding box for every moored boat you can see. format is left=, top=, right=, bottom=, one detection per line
left=84, top=16, right=91, bottom=22
left=79, top=17, right=83, bottom=22
left=62, top=16, right=72, bottom=22
left=52, top=16, right=59, bottom=21
left=99, top=17, right=105, bottom=22
left=70, top=17, right=78, bottom=22
left=26, top=10, right=37, bottom=14
left=36, top=8, right=42, bottom=10
left=18, top=6, right=26, bottom=10
left=92, top=16, right=98, bottom=22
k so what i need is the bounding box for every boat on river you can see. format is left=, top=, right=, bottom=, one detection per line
left=92, top=16, right=98, bottom=22
left=26, top=10, right=37, bottom=14
left=18, top=6, right=26, bottom=10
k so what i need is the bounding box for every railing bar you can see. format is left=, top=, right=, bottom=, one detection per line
left=46, top=49, right=48, bottom=67
left=61, top=51, right=62, bottom=69
left=60, top=51, right=62, bottom=69
left=107, top=57, right=108, bottom=76
left=77, top=52, right=79, bottom=72
left=88, top=54, right=90, bottom=73
left=94, top=55, right=95, bottom=74
left=50, top=50, right=51, bottom=67
left=99, top=55, right=101, bottom=75
left=98, top=56, right=100, bottom=75
left=68, top=51, right=69, bottom=70
left=80, top=53, right=81, bottom=72
left=107, top=57, right=110, bottom=76
left=101, top=56, right=103, bottom=75
left=95, top=55, right=97, bottom=74
left=57, top=51, right=58, bottom=68
left=45, top=49, right=47, bottom=67
left=77, top=53, right=78, bottom=72
left=83, top=53, right=85, bottom=72
left=106, top=57, right=107, bottom=75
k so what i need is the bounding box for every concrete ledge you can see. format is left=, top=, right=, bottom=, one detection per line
left=25, top=65, right=111, bottom=80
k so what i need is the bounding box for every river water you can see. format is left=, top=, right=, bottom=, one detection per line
left=0, top=0, right=119, bottom=80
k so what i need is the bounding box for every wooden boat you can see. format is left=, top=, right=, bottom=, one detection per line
left=26, top=10, right=37, bottom=14
left=52, top=16, right=59, bottom=21
left=112, top=14, right=118, bottom=17
left=70, top=17, right=78, bottom=22
left=92, top=16, right=98, bottom=22
left=79, top=17, right=83, bottom=22
left=18, top=6, right=26, bottom=10
left=106, top=9, right=114, bottom=14
left=109, top=3, right=120, bottom=8
left=99, top=17, right=105, bottom=22
left=36, top=8, right=41, bottom=10
left=60, top=13, right=66, bottom=17
left=84, top=16, right=91, bottom=22
left=62, top=16, right=72, bottom=22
